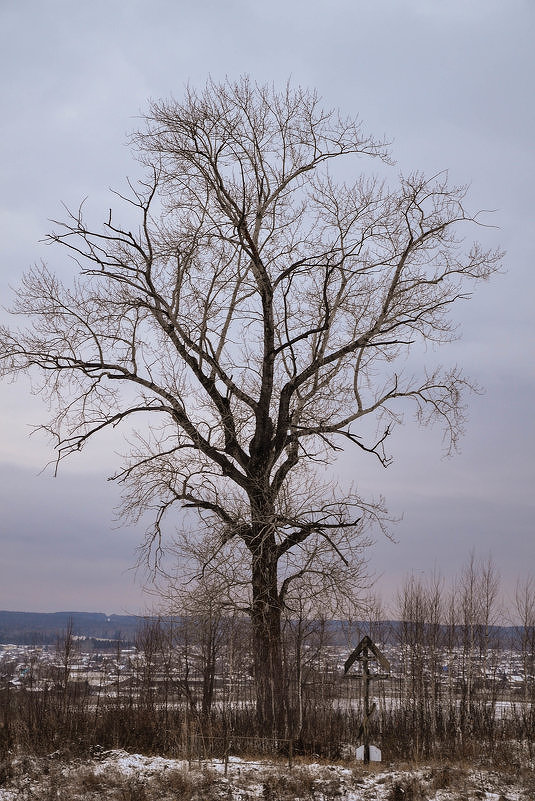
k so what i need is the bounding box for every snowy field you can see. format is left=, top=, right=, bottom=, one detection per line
left=1, top=748, right=533, bottom=800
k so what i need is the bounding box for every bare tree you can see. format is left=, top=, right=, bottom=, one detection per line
left=156, top=570, right=230, bottom=718
left=0, top=77, right=501, bottom=733
left=514, top=576, right=535, bottom=704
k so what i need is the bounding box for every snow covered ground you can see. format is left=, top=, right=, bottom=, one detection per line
left=1, top=748, right=533, bottom=800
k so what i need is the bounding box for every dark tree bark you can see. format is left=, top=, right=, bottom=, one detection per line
left=250, top=522, right=286, bottom=733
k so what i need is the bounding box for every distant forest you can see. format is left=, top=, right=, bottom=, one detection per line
left=0, top=611, right=141, bottom=646
left=0, top=609, right=523, bottom=649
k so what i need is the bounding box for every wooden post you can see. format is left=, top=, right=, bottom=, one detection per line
left=362, top=643, right=370, bottom=765
left=344, top=635, right=390, bottom=764
left=223, top=717, right=229, bottom=776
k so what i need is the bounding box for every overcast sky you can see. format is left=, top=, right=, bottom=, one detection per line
left=0, top=0, right=533, bottom=616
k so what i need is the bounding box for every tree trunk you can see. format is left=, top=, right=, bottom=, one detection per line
left=201, top=636, right=216, bottom=717
left=250, top=537, right=286, bottom=737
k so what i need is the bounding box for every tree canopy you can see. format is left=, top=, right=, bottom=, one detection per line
left=0, top=77, right=502, bottom=731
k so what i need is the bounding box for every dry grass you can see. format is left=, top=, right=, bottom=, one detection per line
left=0, top=750, right=533, bottom=801
left=261, top=767, right=317, bottom=800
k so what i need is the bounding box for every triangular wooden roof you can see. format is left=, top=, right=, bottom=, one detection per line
left=344, top=635, right=391, bottom=675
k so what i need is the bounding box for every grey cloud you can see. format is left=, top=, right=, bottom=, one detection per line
left=0, top=0, right=532, bottom=613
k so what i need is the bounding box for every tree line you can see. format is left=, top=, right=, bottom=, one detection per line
left=1, top=558, right=533, bottom=764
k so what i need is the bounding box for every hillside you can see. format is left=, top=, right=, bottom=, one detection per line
left=0, top=609, right=522, bottom=648
left=0, top=610, right=142, bottom=645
